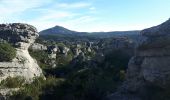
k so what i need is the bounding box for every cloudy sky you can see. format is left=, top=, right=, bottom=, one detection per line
left=0, top=0, right=170, bottom=32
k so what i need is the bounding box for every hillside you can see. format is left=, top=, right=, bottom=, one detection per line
left=39, top=26, right=141, bottom=45
left=39, top=25, right=140, bottom=38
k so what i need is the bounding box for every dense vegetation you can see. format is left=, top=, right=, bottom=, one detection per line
left=29, top=49, right=50, bottom=69
left=0, top=43, right=16, bottom=61
left=39, top=34, right=99, bottom=42
left=40, top=50, right=129, bottom=100
left=9, top=76, right=64, bottom=100
left=8, top=48, right=131, bottom=100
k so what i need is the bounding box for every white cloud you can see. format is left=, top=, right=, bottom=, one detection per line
left=0, top=0, right=52, bottom=15
left=39, top=11, right=75, bottom=21
left=89, top=7, right=96, bottom=10
left=57, top=2, right=91, bottom=9
left=0, top=0, right=53, bottom=22
left=0, top=0, right=98, bottom=32
left=28, top=15, right=98, bottom=32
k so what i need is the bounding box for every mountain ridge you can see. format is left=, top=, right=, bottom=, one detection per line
left=39, top=25, right=140, bottom=37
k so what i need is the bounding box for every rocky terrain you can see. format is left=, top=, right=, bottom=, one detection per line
left=0, top=23, right=43, bottom=81
left=30, top=36, right=135, bottom=70
left=22, top=29, right=135, bottom=100
left=0, top=19, right=170, bottom=100
left=109, top=19, right=170, bottom=100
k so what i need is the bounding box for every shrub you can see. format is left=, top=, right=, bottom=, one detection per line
left=0, top=76, right=25, bottom=88
left=28, top=49, right=50, bottom=69
left=56, top=51, right=73, bottom=67
left=10, top=76, right=64, bottom=100
left=0, top=43, right=16, bottom=61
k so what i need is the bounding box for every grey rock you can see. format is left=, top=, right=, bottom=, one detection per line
left=87, top=42, right=93, bottom=47
left=30, top=43, right=47, bottom=51
left=109, top=19, right=170, bottom=100
left=58, top=46, right=70, bottom=55
left=0, top=23, right=43, bottom=82
left=47, top=45, right=58, bottom=53
left=47, top=45, right=58, bottom=59
left=87, top=47, right=92, bottom=52
left=0, top=23, right=38, bottom=47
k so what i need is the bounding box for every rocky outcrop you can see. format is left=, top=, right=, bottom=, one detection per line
left=73, top=48, right=82, bottom=57
left=30, top=43, right=47, bottom=51
left=58, top=46, right=70, bottom=55
left=0, top=23, right=43, bottom=82
left=109, top=19, right=170, bottom=100
left=47, top=45, right=58, bottom=59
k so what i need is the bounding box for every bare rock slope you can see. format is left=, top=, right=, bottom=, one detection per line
left=0, top=23, right=43, bottom=81
left=109, top=19, right=170, bottom=100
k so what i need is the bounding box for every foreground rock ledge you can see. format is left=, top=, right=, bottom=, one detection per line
left=109, top=19, right=170, bottom=100
left=0, top=23, right=43, bottom=82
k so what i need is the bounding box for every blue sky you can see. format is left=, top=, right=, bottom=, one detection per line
left=0, top=0, right=170, bottom=32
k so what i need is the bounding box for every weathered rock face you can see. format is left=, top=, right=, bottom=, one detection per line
left=58, top=46, right=70, bottom=55
left=30, top=43, right=47, bottom=51
left=0, top=23, right=38, bottom=49
left=0, top=23, right=43, bottom=81
left=129, top=19, right=170, bottom=88
left=47, top=45, right=58, bottom=59
left=109, top=19, right=170, bottom=100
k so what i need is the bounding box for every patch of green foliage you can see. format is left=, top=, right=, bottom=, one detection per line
left=39, top=34, right=99, bottom=43
left=104, top=49, right=131, bottom=71
left=0, top=76, right=25, bottom=88
left=57, top=43, right=66, bottom=47
left=84, top=50, right=96, bottom=58
left=29, top=49, right=50, bottom=69
left=24, top=43, right=131, bottom=100
left=0, top=43, right=16, bottom=61
left=56, top=51, right=73, bottom=67
left=10, top=76, right=64, bottom=100
left=39, top=49, right=130, bottom=100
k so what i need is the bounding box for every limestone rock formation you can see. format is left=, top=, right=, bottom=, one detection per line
left=109, top=19, right=170, bottom=100
left=30, top=43, right=47, bottom=51
left=47, top=45, right=58, bottom=59
left=58, top=46, right=70, bottom=55
left=0, top=23, right=43, bottom=82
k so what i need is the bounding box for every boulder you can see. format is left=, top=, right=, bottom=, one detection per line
left=0, top=23, right=43, bottom=82
left=30, top=43, right=47, bottom=51
left=58, top=46, right=70, bottom=55
left=47, top=45, right=58, bottom=59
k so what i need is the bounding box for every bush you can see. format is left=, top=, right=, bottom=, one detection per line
left=10, top=76, right=64, bottom=100
left=0, top=76, right=25, bottom=88
left=56, top=51, right=73, bottom=67
left=28, top=49, right=50, bottom=69
left=0, top=43, right=16, bottom=61
left=39, top=50, right=131, bottom=100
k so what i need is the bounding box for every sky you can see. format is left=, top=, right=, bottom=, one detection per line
left=0, top=0, right=170, bottom=32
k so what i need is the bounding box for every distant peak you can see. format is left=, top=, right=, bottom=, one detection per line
left=40, top=25, right=78, bottom=35
left=54, top=25, right=66, bottom=29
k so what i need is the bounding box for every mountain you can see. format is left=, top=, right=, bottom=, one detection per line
left=39, top=25, right=140, bottom=38
left=39, top=25, right=141, bottom=45
left=40, top=25, right=87, bottom=36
